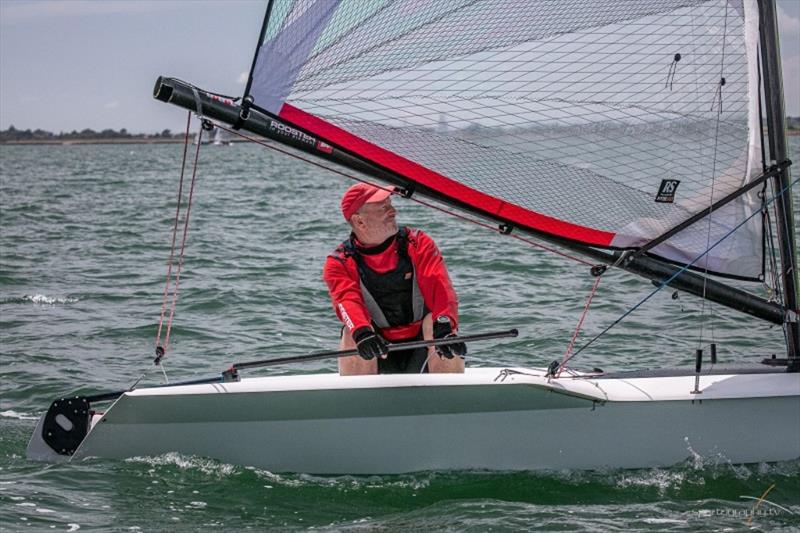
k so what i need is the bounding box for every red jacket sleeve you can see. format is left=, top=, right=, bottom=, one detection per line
left=409, top=229, right=460, bottom=330
left=322, top=253, right=372, bottom=333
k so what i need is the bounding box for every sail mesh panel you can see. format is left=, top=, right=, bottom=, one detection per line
left=251, top=0, right=762, bottom=278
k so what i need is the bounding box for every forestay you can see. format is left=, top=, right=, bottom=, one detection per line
left=248, top=0, right=764, bottom=279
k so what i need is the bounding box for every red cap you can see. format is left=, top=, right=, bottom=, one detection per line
left=341, top=183, right=392, bottom=221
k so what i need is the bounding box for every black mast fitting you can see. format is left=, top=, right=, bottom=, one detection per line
left=233, top=95, right=253, bottom=130
left=590, top=265, right=607, bottom=277
left=396, top=182, right=415, bottom=198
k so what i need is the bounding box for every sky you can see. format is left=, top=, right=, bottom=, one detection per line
left=0, top=0, right=798, bottom=134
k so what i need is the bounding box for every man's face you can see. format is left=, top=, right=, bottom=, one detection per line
left=353, top=197, right=397, bottom=243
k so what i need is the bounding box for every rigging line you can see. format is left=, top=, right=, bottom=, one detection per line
left=770, top=202, right=800, bottom=352
left=764, top=202, right=782, bottom=302
left=211, top=120, right=597, bottom=267
left=556, top=274, right=602, bottom=378
left=161, top=124, right=204, bottom=358
left=698, top=0, right=730, bottom=350
left=558, top=175, right=800, bottom=372
left=665, top=53, right=680, bottom=90
left=756, top=48, right=770, bottom=284
left=155, top=111, right=192, bottom=354
left=757, top=52, right=768, bottom=174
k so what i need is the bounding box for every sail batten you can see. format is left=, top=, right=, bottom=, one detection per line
left=249, top=0, right=764, bottom=279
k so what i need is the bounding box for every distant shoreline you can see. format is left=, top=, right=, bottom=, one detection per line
left=1, top=130, right=798, bottom=146
left=0, top=138, right=252, bottom=146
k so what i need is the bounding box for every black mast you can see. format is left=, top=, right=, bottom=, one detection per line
left=242, top=0, right=274, bottom=101
left=759, top=0, right=799, bottom=362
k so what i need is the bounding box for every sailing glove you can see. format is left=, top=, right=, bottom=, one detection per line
left=353, top=327, right=389, bottom=360
left=433, top=316, right=467, bottom=359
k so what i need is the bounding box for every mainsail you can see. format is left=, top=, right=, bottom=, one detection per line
left=247, top=0, right=764, bottom=279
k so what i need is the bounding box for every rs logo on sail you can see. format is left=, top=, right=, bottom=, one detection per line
left=655, top=179, right=680, bottom=203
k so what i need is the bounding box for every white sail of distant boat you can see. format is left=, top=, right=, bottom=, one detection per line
left=212, top=127, right=231, bottom=146
left=28, top=0, right=799, bottom=473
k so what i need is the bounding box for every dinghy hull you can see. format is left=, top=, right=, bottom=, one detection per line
left=27, top=368, right=800, bottom=473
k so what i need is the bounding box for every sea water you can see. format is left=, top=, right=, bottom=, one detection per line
left=1, top=138, right=798, bottom=531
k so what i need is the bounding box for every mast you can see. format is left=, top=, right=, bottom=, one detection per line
left=242, top=0, right=274, bottom=101
left=758, top=0, right=799, bottom=361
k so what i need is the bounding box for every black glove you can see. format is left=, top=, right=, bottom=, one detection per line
left=352, top=327, right=388, bottom=360
left=433, top=316, right=467, bottom=358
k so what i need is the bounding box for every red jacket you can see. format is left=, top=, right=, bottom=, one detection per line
left=323, top=228, right=459, bottom=341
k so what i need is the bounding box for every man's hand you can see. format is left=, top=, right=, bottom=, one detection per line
left=352, top=327, right=389, bottom=360
left=433, top=316, right=467, bottom=359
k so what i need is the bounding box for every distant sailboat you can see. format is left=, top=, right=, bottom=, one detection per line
left=28, top=0, right=799, bottom=473
left=192, top=128, right=207, bottom=146
left=212, top=127, right=230, bottom=146
left=193, top=126, right=229, bottom=146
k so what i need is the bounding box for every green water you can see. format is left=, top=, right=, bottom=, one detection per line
left=1, top=140, right=798, bottom=531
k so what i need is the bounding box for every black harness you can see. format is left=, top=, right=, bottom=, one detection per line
left=342, top=228, right=426, bottom=329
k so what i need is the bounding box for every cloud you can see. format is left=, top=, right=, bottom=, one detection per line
left=104, top=101, right=119, bottom=110
left=777, top=3, right=800, bottom=115
left=782, top=55, right=800, bottom=115
left=777, top=4, right=800, bottom=34
left=1, top=1, right=177, bottom=24
left=237, top=71, right=249, bottom=85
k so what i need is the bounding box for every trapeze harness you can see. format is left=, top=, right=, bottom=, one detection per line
left=341, top=228, right=429, bottom=373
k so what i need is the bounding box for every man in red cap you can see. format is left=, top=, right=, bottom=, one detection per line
left=324, top=182, right=466, bottom=375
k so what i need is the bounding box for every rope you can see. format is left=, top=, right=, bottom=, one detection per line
left=556, top=274, right=602, bottom=378
left=763, top=190, right=782, bottom=303
left=154, top=111, right=203, bottom=364
left=697, top=1, right=730, bottom=353
left=665, top=53, right=680, bottom=91
left=163, top=123, right=203, bottom=356
left=154, top=112, right=192, bottom=359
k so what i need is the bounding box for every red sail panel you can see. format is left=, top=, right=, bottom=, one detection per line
left=279, top=103, right=615, bottom=247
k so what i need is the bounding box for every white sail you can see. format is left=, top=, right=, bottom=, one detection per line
left=250, top=0, right=765, bottom=278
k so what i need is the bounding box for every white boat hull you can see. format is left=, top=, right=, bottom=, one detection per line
left=27, top=367, right=800, bottom=473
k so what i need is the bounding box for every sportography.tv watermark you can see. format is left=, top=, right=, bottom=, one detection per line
left=694, top=484, right=796, bottom=526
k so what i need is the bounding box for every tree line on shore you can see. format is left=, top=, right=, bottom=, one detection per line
left=2, top=117, right=798, bottom=143
left=0, top=125, right=182, bottom=142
